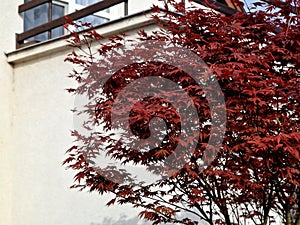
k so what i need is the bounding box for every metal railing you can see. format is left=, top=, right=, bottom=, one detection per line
left=16, top=0, right=243, bottom=49
left=16, top=0, right=128, bottom=49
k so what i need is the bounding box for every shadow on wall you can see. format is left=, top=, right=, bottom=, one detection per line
left=91, top=215, right=151, bottom=225
left=92, top=214, right=210, bottom=225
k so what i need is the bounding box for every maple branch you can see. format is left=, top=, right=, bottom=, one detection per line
left=274, top=185, right=287, bottom=219
left=261, top=0, right=297, bottom=14
left=193, top=203, right=212, bottom=223
left=229, top=203, right=241, bottom=225
left=212, top=178, right=232, bottom=225
left=243, top=202, right=260, bottom=225
left=193, top=173, right=234, bottom=224
left=145, top=194, right=203, bottom=220
left=173, top=178, right=213, bottom=223
left=138, top=201, right=184, bottom=224
left=209, top=197, right=213, bottom=224
left=196, top=176, right=217, bottom=200
left=261, top=181, right=274, bottom=225
left=275, top=183, right=295, bottom=224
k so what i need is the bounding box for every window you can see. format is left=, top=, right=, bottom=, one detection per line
left=19, top=0, right=117, bottom=47
left=73, top=0, right=110, bottom=26
left=51, top=3, right=66, bottom=39
left=74, top=0, right=110, bottom=12
left=75, top=0, right=100, bottom=6
left=78, top=15, right=109, bottom=26
left=23, top=0, right=67, bottom=42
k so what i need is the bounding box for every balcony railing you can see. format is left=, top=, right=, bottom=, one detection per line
left=16, top=0, right=241, bottom=49
left=16, top=0, right=128, bottom=49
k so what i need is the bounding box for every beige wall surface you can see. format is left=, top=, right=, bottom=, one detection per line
left=0, top=1, right=22, bottom=225
left=10, top=49, right=138, bottom=225
left=1, top=1, right=157, bottom=224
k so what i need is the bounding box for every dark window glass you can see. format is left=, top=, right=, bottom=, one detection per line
left=51, top=4, right=65, bottom=38
left=75, top=0, right=110, bottom=25
left=75, top=0, right=100, bottom=6
left=77, top=14, right=109, bottom=26
left=23, top=1, right=65, bottom=42
left=75, top=0, right=110, bottom=12
left=24, top=3, right=48, bottom=42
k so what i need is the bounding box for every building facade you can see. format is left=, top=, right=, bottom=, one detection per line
left=1, top=1, right=159, bottom=225
left=0, top=1, right=238, bottom=225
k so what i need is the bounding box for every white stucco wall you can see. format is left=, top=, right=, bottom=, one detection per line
left=128, top=0, right=161, bottom=14
left=10, top=47, right=133, bottom=225
left=0, top=1, right=22, bottom=224
left=2, top=2, right=158, bottom=224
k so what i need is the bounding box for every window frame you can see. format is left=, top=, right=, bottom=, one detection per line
left=22, top=0, right=68, bottom=42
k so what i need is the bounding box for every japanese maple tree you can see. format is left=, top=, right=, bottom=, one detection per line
left=64, top=0, right=300, bottom=224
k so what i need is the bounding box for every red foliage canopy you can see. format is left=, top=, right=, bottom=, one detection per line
left=64, top=1, right=300, bottom=224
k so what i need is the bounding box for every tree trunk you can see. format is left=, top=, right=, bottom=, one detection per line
left=295, top=213, right=300, bottom=225
left=286, top=208, right=292, bottom=225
